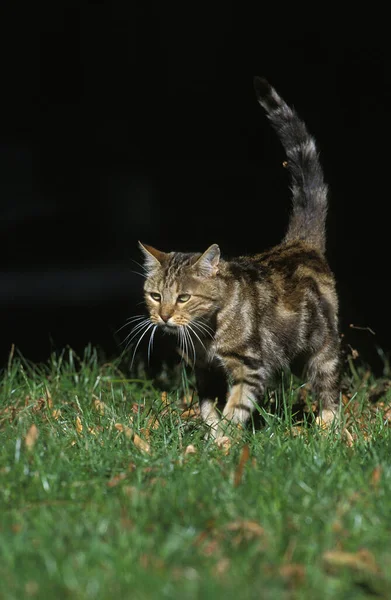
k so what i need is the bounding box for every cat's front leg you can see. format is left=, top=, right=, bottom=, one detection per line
left=195, top=361, right=228, bottom=438
left=217, top=355, right=270, bottom=438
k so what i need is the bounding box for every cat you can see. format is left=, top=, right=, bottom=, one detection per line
left=136, top=77, right=340, bottom=438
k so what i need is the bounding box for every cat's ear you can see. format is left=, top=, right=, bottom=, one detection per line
left=193, top=244, right=220, bottom=277
left=138, top=242, right=168, bottom=271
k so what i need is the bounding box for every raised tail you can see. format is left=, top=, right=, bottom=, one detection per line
left=253, top=77, right=328, bottom=253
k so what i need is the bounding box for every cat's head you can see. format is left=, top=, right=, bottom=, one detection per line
left=139, top=242, right=221, bottom=332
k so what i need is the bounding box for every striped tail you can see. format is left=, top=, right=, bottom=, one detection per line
left=253, top=77, right=328, bottom=254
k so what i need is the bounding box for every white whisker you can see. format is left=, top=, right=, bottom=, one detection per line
left=123, top=319, right=151, bottom=348
left=115, top=315, right=146, bottom=335
left=187, top=323, right=207, bottom=353
left=192, top=320, right=214, bottom=340
left=130, top=323, right=154, bottom=368
left=184, top=326, right=196, bottom=367
left=181, top=326, right=189, bottom=363
left=197, top=317, right=215, bottom=333
left=147, top=325, right=157, bottom=364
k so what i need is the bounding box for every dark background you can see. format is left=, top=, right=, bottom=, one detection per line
left=2, top=7, right=390, bottom=372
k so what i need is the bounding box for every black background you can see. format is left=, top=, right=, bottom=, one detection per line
left=2, top=7, right=390, bottom=372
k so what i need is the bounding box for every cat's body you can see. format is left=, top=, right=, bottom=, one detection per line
left=137, top=78, right=340, bottom=437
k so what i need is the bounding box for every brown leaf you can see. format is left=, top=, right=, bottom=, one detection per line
left=181, top=409, right=198, bottom=420
left=93, top=398, right=106, bottom=415
left=107, top=473, right=127, bottom=488
left=142, top=414, right=160, bottom=440
left=185, top=444, right=197, bottom=455
left=279, top=563, right=306, bottom=584
left=75, top=416, right=83, bottom=435
left=32, top=398, right=45, bottom=413
left=45, top=387, right=53, bottom=409
left=133, top=433, right=151, bottom=454
left=370, top=466, right=382, bottom=488
left=213, top=558, right=230, bottom=577
left=234, top=444, right=250, bottom=487
left=25, top=424, right=39, bottom=450
left=225, top=520, right=264, bottom=537
left=323, top=549, right=380, bottom=574
left=115, top=423, right=133, bottom=438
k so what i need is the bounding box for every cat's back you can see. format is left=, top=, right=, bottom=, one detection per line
left=220, top=240, right=336, bottom=313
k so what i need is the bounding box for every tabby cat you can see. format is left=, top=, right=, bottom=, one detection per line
left=136, top=77, right=340, bottom=438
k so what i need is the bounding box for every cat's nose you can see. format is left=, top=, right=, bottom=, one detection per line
left=160, top=314, right=170, bottom=323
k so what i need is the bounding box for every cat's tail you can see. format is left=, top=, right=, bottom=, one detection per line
left=253, top=77, right=328, bottom=254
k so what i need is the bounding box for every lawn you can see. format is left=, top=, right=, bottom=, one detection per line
left=1, top=346, right=391, bottom=599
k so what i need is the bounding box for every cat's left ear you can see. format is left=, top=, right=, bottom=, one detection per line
left=193, top=244, right=220, bottom=277
left=138, top=242, right=168, bottom=271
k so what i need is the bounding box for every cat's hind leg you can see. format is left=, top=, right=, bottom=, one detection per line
left=306, top=340, right=341, bottom=426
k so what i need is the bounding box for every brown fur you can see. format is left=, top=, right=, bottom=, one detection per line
left=136, top=79, right=341, bottom=437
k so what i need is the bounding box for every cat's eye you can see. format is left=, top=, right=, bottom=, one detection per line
left=150, top=292, right=161, bottom=302
left=177, top=294, right=191, bottom=303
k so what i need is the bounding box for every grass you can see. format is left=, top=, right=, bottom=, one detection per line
left=1, top=346, right=391, bottom=599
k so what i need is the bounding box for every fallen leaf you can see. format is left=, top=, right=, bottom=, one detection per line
left=133, top=433, right=151, bottom=454
left=93, top=398, right=106, bottom=415
left=234, top=444, right=250, bottom=487
left=181, top=409, right=198, bottom=420
left=75, top=416, right=83, bottom=435
left=213, top=558, right=230, bottom=578
left=32, top=398, right=45, bottom=413
left=225, top=520, right=264, bottom=537
left=52, top=409, right=61, bottom=420
left=323, top=549, right=380, bottom=574
left=279, top=563, right=306, bottom=584
left=370, top=466, right=382, bottom=488
left=25, top=424, right=39, bottom=450
left=45, top=387, right=53, bottom=409
left=185, top=444, right=197, bottom=455
left=107, top=473, right=127, bottom=488
left=115, top=423, right=133, bottom=438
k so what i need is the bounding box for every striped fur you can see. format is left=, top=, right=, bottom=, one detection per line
left=137, top=79, right=340, bottom=437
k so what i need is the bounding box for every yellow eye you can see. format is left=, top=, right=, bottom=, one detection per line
left=150, top=293, right=161, bottom=302
left=177, top=294, right=191, bottom=303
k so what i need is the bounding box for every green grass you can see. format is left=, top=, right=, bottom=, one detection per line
left=1, top=346, right=391, bottom=599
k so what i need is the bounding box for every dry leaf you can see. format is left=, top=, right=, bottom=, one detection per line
left=75, top=416, right=83, bottom=435
left=107, top=473, right=127, bottom=488
left=45, top=387, right=53, bottom=409
left=213, top=558, right=230, bottom=577
left=32, top=398, right=45, bottom=413
left=25, top=424, right=39, bottom=450
left=323, top=549, right=380, bottom=574
left=161, top=391, right=168, bottom=405
left=133, top=433, right=151, bottom=454
left=115, top=423, right=133, bottom=438
left=93, top=398, right=106, bottom=415
left=225, top=520, right=264, bottom=537
left=370, top=466, right=382, bottom=488
left=279, top=563, right=306, bottom=583
left=51, top=409, right=61, bottom=420
left=185, top=444, right=197, bottom=455
left=234, top=444, right=250, bottom=487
